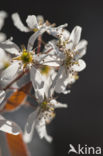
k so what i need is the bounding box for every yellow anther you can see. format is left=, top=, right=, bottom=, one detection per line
left=33, top=28, right=39, bottom=32
left=21, top=51, right=33, bottom=64
left=13, top=48, right=33, bottom=69
left=41, top=100, right=49, bottom=111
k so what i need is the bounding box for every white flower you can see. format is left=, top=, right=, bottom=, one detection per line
left=64, top=26, right=88, bottom=60
left=0, top=37, right=60, bottom=92
left=48, top=26, right=88, bottom=94
left=12, top=13, right=56, bottom=52
left=12, top=13, right=51, bottom=51
left=24, top=98, right=67, bottom=143
left=48, top=26, right=88, bottom=60
left=24, top=68, right=67, bottom=143
left=0, top=41, right=43, bottom=90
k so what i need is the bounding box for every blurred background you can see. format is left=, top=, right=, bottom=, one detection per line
left=0, top=0, right=103, bottom=155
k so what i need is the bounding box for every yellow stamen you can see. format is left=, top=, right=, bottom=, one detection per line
left=41, top=100, right=49, bottom=111
left=33, top=28, right=39, bottom=32
left=21, top=51, right=33, bottom=64
left=65, top=51, right=74, bottom=67
left=13, top=47, right=33, bottom=69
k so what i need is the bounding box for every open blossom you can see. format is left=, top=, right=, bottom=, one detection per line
left=24, top=68, right=68, bottom=143
left=44, top=26, right=88, bottom=94
left=12, top=13, right=53, bottom=51
left=0, top=40, right=60, bottom=86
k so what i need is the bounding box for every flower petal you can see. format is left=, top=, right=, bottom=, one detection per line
left=1, top=62, right=20, bottom=81
left=30, top=66, right=44, bottom=90
left=0, top=48, right=7, bottom=69
left=35, top=69, right=56, bottom=101
left=50, top=99, right=68, bottom=108
left=71, top=59, right=86, bottom=72
left=52, top=66, right=65, bottom=94
left=69, top=26, right=82, bottom=47
left=12, top=13, right=30, bottom=32
left=43, top=129, right=53, bottom=143
left=0, top=33, right=6, bottom=42
left=36, top=117, right=45, bottom=139
left=0, top=11, right=7, bottom=19
left=74, top=40, right=88, bottom=60
left=75, top=40, right=88, bottom=52
left=27, top=26, right=49, bottom=51
left=36, top=117, right=52, bottom=142
left=0, top=39, right=20, bottom=55
left=0, top=115, right=21, bottom=135
left=54, top=66, right=74, bottom=94
left=0, top=11, right=7, bottom=30
left=26, top=15, right=38, bottom=29
left=0, top=90, right=5, bottom=104
left=37, top=15, right=44, bottom=24
left=23, top=108, right=39, bottom=143
left=62, top=89, right=71, bottom=94
left=62, top=29, right=70, bottom=40
left=47, top=23, right=68, bottom=38
left=42, top=55, right=60, bottom=67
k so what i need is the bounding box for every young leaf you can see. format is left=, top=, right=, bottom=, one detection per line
left=6, top=133, right=30, bottom=156
left=3, top=82, right=32, bottom=112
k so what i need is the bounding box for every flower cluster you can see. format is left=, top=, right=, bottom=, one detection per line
left=0, top=11, right=88, bottom=143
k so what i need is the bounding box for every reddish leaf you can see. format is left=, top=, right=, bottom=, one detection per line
left=0, top=148, right=2, bottom=156
left=6, top=133, right=30, bottom=156
left=3, top=82, right=32, bottom=112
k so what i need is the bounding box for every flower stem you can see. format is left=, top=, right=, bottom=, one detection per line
left=4, top=69, right=29, bottom=91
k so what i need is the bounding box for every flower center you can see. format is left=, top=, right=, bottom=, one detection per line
left=65, top=51, right=74, bottom=67
left=21, top=49, right=33, bottom=64
left=40, top=65, right=50, bottom=75
left=33, top=28, right=39, bottom=32
left=41, top=99, right=55, bottom=123
left=13, top=47, right=33, bottom=69
left=41, top=100, right=49, bottom=111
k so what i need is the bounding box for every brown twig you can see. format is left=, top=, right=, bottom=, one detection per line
left=4, top=69, right=29, bottom=91
left=44, top=48, right=53, bottom=54
left=37, top=36, right=42, bottom=54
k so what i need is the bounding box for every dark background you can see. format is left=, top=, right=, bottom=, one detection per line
left=0, top=0, right=103, bottom=156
